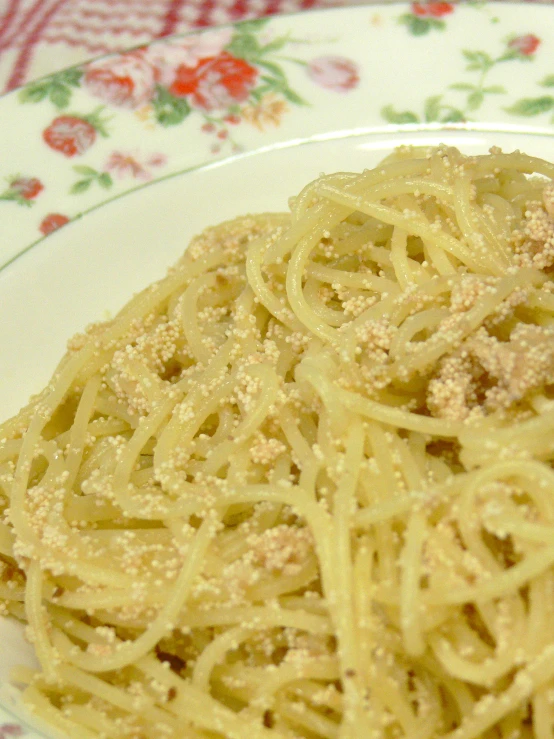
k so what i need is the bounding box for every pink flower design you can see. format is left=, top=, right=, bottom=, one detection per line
left=412, top=2, right=454, bottom=17
left=0, top=725, right=25, bottom=738
left=508, top=34, right=541, bottom=56
left=169, top=52, right=258, bottom=111
left=307, top=56, right=359, bottom=93
left=144, top=28, right=233, bottom=87
left=40, top=213, right=69, bottom=235
left=83, top=51, right=156, bottom=109
left=105, top=151, right=167, bottom=180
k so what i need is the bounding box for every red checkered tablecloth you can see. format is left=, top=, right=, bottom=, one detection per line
left=0, top=0, right=551, bottom=92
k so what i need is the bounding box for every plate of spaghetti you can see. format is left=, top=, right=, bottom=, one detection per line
left=1, top=4, right=554, bottom=739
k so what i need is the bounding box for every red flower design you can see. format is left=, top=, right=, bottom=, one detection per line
left=169, top=52, right=258, bottom=111
left=508, top=34, right=541, bottom=56
left=9, top=177, right=43, bottom=200
left=307, top=57, right=359, bottom=93
left=84, top=52, right=156, bottom=108
left=412, top=2, right=454, bottom=17
left=40, top=213, right=69, bottom=235
left=43, top=115, right=97, bottom=157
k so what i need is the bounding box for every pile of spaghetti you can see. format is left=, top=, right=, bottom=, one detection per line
left=2, top=145, right=554, bottom=739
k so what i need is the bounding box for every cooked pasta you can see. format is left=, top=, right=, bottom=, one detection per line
left=2, top=145, right=554, bottom=739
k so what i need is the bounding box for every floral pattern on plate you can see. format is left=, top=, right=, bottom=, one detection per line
left=399, top=2, right=456, bottom=36
left=19, top=19, right=360, bottom=159
left=0, top=2, right=551, bottom=262
left=381, top=32, right=546, bottom=124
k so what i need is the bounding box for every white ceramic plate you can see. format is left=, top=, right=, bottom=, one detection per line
left=1, top=2, right=553, bottom=735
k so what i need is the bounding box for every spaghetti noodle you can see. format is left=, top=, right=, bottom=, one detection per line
left=1, top=145, right=554, bottom=738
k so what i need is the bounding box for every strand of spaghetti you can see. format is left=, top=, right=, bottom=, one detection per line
left=139, top=655, right=288, bottom=739
left=232, top=364, right=280, bottom=441
left=483, top=512, right=554, bottom=545
left=110, top=396, right=183, bottom=516
left=64, top=375, right=101, bottom=490
left=452, top=175, right=510, bottom=269
left=264, top=196, right=348, bottom=264
left=429, top=632, right=517, bottom=687
left=25, top=561, right=58, bottom=682
left=531, top=688, right=553, bottom=739
left=51, top=702, right=117, bottom=737
left=443, top=645, right=554, bottom=739
left=57, top=512, right=218, bottom=672
left=317, top=183, right=496, bottom=274
left=0, top=520, right=14, bottom=556
left=389, top=307, right=450, bottom=359
left=334, top=383, right=462, bottom=436
left=192, top=626, right=253, bottom=691
left=321, top=177, right=455, bottom=206
left=274, top=696, right=339, bottom=739
left=399, top=511, right=426, bottom=656
left=58, top=664, right=154, bottom=713
left=279, top=405, right=320, bottom=501
left=473, top=151, right=554, bottom=179
left=390, top=267, right=544, bottom=376
left=425, top=545, right=554, bottom=605
left=154, top=374, right=237, bottom=475
left=246, top=233, right=304, bottom=331
left=181, top=272, right=227, bottom=364
left=306, top=262, right=399, bottom=294
left=286, top=203, right=353, bottom=343
left=171, top=606, right=332, bottom=633
left=330, top=420, right=373, bottom=739
left=304, top=277, right=349, bottom=326
left=342, top=156, right=433, bottom=194
left=389, top=226, right=414, bottom=289
left=22, top=685, right=97, bottom=739
left=251, top=657, right=340, bottom=701
left=454, top=459, right=554, bottom=520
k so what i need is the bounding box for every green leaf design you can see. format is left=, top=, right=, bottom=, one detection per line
left=449, top=83, right=476, bottom=92
left=260, top=36, right=290, bottom=55
left=400, top=15, right=432, bottom=36
left=227, top=33, right=262, bottom=62
left=49, top=84, right=72, bottom=109
left=99, top=173, right=113, bottom=189
left=18, top=69, right=82, bottom=108
left=424, top=95, right=442, bottom=122
left=496, top=49, right=521, bottom=63
left=257, top=60, right=287, bottom=81
left=462, top=49, right=494, bottom=72
left=71, top=179, right=92, bottom=194
left=153, top=86, right=191, bottom=126
left=428, top=18, right=445, bottom=31
left=58, top=68, right=83, bottom=86
left=483, top=85, right=506, bottom=94
left=540, top=75, right=554, bottom=88
left=73, top=165, right=97, bottom=176
left=0, top=191, right=33, bottom=207
left=236, top=17, right=270, bottom=33
left=281, top=87, right=307, bottom=106
left=19, top=84, right=48, bottom=103
left=505, top=96, right=554, bottom=117
left=441, top=109, right=466, bottom=123
left=467, top=90, right=485, bottom=111
left=381, top=105, right=420, bottom=124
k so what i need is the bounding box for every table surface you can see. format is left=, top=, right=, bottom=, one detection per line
left=0, top=0, right=551, bottom=93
